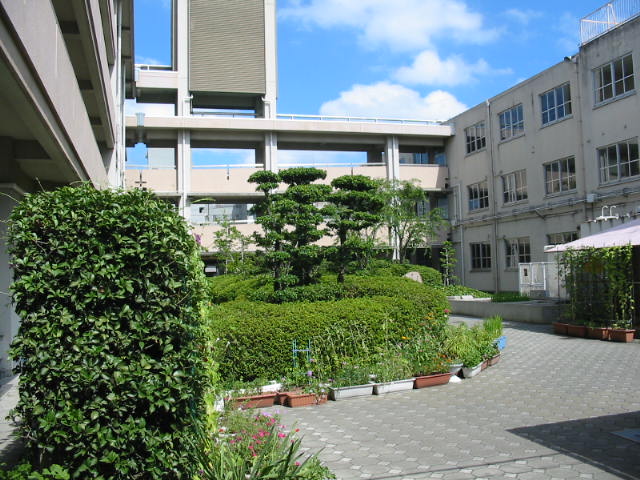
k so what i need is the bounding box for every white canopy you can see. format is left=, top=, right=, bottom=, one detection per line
left=545, top=218, right=640, bottom=253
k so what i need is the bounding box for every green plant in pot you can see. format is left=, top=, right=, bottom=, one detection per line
left=370, top=347, right=412, bottom=383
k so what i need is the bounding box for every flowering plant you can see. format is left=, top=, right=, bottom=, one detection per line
left=405, top=332, right=448, bottom=376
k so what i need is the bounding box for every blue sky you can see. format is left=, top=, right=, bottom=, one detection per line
left=129, top=0, right=608, bottom=166
left=133, top=0, right=608, bottom=119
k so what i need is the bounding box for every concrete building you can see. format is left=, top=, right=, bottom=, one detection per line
left=0, top=0, right=134, bottom=375
left=447, top=2, right=640, bottom=292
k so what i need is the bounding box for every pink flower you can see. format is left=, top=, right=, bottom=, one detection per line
left=444, top=308, right=451, bottom=314
left=295, top=462, right=300, bottom=466
left=278, top=432, right=286, bottom=438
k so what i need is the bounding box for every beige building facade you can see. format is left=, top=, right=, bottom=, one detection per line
left=447, top=10, right=640, bottom=292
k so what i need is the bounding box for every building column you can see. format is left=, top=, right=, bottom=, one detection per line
left=263, top=0, right=278, bottom=119
left=177, top=130, right=191, bottom=220
left=261, top=132, right=278, bottom=172
left=175, top=0, right=190, bottom=117
left=385, top=136, right=401, bottom=260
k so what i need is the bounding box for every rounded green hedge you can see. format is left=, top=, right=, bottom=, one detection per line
left=208, top=276, right=449, bottom=380
left=8, top=185, right=208, bottom=479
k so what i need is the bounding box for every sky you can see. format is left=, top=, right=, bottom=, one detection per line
left=128, top=0, right=609, bottom=166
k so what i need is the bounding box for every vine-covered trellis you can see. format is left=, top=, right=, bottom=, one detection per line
left=559, top=245, right=635, bottom=327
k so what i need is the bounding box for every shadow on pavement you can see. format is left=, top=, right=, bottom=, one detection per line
left=509, top=411, right=640, bottom=480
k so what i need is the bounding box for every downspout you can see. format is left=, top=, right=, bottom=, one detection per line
left=485, top=99, right=500, bottom=293
left=453, top=183, right=466, bottom=285
left=572, top=54, right=589, bottom=224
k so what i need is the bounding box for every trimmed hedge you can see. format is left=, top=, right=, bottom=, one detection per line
left=361, top=260, right=443, bottom=285
left=208, top=274, right=271, bottom=303
left=208, top=276, right=449, bottom=380
left=8, top=185, right=208, bottom=479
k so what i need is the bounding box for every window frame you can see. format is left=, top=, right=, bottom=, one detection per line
left=504, top=237, right=531, bottom=269
left=598, top=138, right=640, bottom=184
left=470, top=242, right=492, bottom=271
left=468, top=180, right=489, bottom=212
left=465, top=121, right=487, bottom=154
left=502, top=169, right=528, bottom=204
left=541, top=83, right=572, bottom=126
left=547, top=232, right=578, bottom=246
left=498, top=104, right=524, bottom=141
left=543, top=157, right=577, bottom=195
left=594, top=53, right=635, bottom=105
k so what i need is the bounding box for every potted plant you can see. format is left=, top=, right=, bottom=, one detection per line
left=406, top=334, right=451, bottom=388
left=444, top=324, right=475, bottom=376
left=483, top=315, right=506, bottom=350
left=460, top=345, right=483, bottom=379
left=226, top=380, right=278, bottom=409
left=610, top=319, right=636, bottom=342
left=552, top=321, right=569, bottom=336
left=370, top=347, right=414, bottom=395
left=328, top=359, right=375, bottom=400
left=566, top=323, right=587, bottom=338
left=585, top=320, right=611, bottom=341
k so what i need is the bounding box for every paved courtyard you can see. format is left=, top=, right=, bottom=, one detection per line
left=270, top=321, right=640, bottom=480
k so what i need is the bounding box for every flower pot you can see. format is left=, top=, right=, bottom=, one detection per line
left=610, top=328, right=636, bottom=343
left=586, top=326, right=611, bottom=341
left=552, top=322, right=569, bottom=335
left=488, top=354, right=501, bottom=366
left=372, top=378, right=415, bottom=395
left=285, top=393, right=316, bottom=408
left=494, top=335, right=507, bottom=350
left=448, top=362, right=463, bottom=375
left=329, top=384, right=374, bottom=400
left=228, top=393, right=277, bottom=409
left=461, top=363, right=482, bottom=378
left=315, top=393, right=328, bottom=405
left=480, top=360, right=489, bottom=371
left=566, top=324, right=587, bottom=338
left=413, top=373, right=452, bottom=389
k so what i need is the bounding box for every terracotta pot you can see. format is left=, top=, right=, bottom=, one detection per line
left=566, top=324, right=587, bottom=337
left=586, top=326, right=611, bottom=341
left=480, top=360, right=489, bottom=371
left=228, top=393, right=277, bottom=409
left=552, top=322, right=569, bottom=335
left=285, top=393, right=316, bottom=408
left=610, top=328, right=636, bottom=343
left=488, top=354, right=501, bottom=366
left=315, top=393, right=328, bottom=405
left=413, top=373, right=452, bottom=389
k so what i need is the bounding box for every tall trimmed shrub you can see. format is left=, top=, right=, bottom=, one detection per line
left=8, top=185, right=208, bottom=479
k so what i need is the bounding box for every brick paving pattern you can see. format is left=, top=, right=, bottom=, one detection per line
left=270, top=321, right=640, bottom=480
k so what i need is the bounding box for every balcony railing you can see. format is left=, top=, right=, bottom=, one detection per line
left=580, top=0, right=640, bottom=44
left=276, top=113, right=446, bottom=126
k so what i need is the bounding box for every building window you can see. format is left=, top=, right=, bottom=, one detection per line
left=594, top=53, right=635, bottom=104
left=502, top=170, right=528, bottom=204
left=541, top=83, right=572, bottom=125
left=499, top=104, right=524, bottom=140
left=547, top=232, right=578, bottom=245
left=505, top=237, right=531, bottom=269
left=468, top=181, right=489, bottom=211
left=471, top=242, right=491, bottom=270
left=598, top=138, right=640, bottom=183
left=544, top=157, right=576, bottom=194
left=465, top=121, right=486, bottom=154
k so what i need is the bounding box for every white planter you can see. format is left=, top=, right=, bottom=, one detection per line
left=461, top=363, right=482, bottom=378
left=329, top=384, right=374, bottom=400
left=373, top=378, right=415, bottom=395
left=449, top=363, right=463, bottom=375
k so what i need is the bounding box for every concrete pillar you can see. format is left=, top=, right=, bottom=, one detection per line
left=263, top=0, right=278, bottom=118
left=177, top=130, right=191, bottom=220
left=262, top=132, right=278, bottom=172
left=0, top=185, right=22, bottom=377
left=175, top=0, right=190, bottom=117
left=385, top=136, right=400, bottom=181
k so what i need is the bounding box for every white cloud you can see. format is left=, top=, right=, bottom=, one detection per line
left=135, top=55, right=165, bottom=66
left=319, top=82, right=467, bottom=121
left=280, top=0, right=498, bottom=51
left=124, top=99, right=174, bottom=116
left=555, top=12, right=580, bottom=53
left=394, top=50, right=512, bottom=86
left=504, top=8, right=543, bottom=25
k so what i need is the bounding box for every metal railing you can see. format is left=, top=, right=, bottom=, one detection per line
left=192, top=163, right=265, bottom=169
left=135, top=64, right=173, bottom=71
left=276, top=113, right=446, bottom=126
left=580, top=0, right=640, bottom=44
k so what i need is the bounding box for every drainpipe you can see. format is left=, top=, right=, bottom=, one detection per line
left=572, top=54, right=589, bottom=224
left=453, top=183, right=466, bottom=285
left=485, top=99, right=500, bottom=293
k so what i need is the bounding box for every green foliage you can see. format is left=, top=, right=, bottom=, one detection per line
left=445, top=324, right=497, bottom=367
left=377, top=179, right=449, bottom=262
left=483, top=315, right=503, bottom=338
left=559, top=246, right=635, bottom=327
left=440, top=240, right=458, bottom=286
left=491, top=291, right=530, bottom=302
left=193, top=411, right=335, bottom=480
left=211, top=217, right=253, bottom=275
left=0, top=463, right=70, bottom=480
left=208, top=276, right=449, bottom=381
left=8, top=184, right=208, bottom=479
left=362, top=259, right=443, bottom=285
left=325, top=175, right=385, bottom=282
left=208, top=274, right=272, bottom=303
left=438, top=284, right=490, bottom=297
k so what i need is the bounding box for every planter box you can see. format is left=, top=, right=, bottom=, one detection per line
left=566, top=324, right=587, bottom=338
left=329, top=384, right=374, bottom=400
left=414, top=373, right=452, bottom=389
left=462, top=363, right=482, bottom=378
left=494, top=335, right=507, bottom=350
left=480, top=360, right=489, bottom=371
left=448, top=363, right=463, bottom=376
left=488, top=354, right=501, bottom=366
left=610, top=328, right=636, bottom=343
left=372, top=378, right=415, bottom=395
left=552, top=322, right=569, bottom=335
left=586, top=326, right=610, bottom=341
left=285, top=393, right=316, bottom=408
left=228, top=393, right=277, bottom=410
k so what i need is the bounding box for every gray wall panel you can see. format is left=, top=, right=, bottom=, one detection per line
left=189, top=0, right=265, bottom=94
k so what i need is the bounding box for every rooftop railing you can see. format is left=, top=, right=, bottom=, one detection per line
left=276, top=113, right=445, bottom=126
left=580, top=0, right=640, bottom=44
